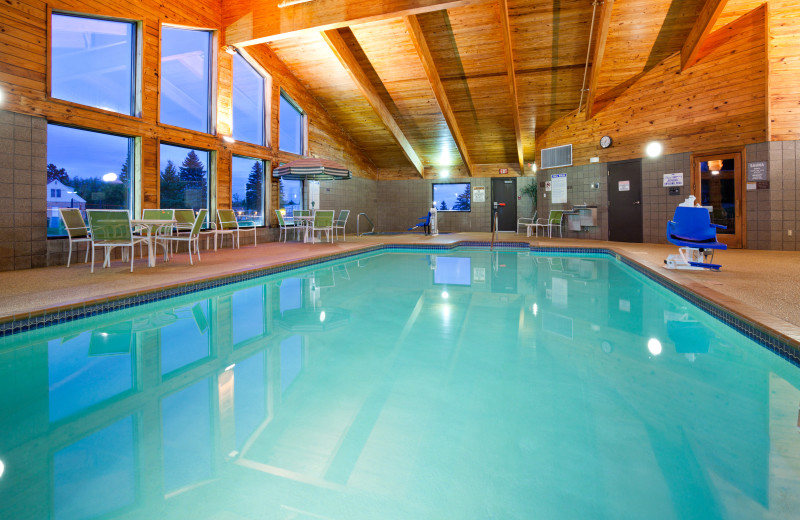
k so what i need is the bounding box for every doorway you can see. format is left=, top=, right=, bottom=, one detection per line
left=607, top=159, right=643, bottom=242
left=691, top=151, right=744, bottom=248
left=491, top=178, right=517, bottom=231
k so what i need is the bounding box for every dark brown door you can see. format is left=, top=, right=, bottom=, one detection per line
left=491, top=178, right=517, bottom=231
left=607, top=159, right=643, bottom=243
left=692, top=152, right=744, bottom=248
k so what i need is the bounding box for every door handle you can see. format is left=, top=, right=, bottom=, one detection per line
left=633, top=201, right=641, bottom=205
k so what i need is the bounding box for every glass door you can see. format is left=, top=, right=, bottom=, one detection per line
left=691, top=151, right=744, bottom=248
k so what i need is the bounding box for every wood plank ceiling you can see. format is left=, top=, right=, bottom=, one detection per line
left=224, top=0, right=757, bottom=177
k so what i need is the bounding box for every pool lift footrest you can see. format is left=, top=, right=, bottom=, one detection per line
left=664, top=247, right=721, bottom=271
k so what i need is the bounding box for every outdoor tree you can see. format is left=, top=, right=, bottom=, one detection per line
left=47, top=163, right=69, bottom=184
left=178, top=150, right=208, bottom=209
left=160, top=160, right=183, bottom=209
left=439, top=200, right=449, bottom=211
left=245, top=161, right=263, bottom=213
left=452, top=184, right=471, bottom=211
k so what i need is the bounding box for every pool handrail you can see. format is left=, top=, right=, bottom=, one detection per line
left=357, top=213, right=374, bottom=236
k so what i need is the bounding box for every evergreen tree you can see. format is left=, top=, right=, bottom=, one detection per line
left=178, top=151, right=207, bottom=209
left=119, top=158, right=129, bottom=184
left=47, top=163, right=69, bottom=184
left=439, top=200, right=449, bottom=211
left=160, top=160, right=183, bottom=209
left=452, top=184, right=471, bottom=211
left=279, top=179, right=290, bottom=207
left=245, top=161, right=263, bottom=212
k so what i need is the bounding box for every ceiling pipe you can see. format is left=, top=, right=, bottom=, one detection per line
left=578, top=1, right=601, bottom=113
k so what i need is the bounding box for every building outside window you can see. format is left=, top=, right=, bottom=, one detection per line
left=160, top=144, right=210, bottom=212
left=51, top=13, right=137, bottom=115
left=231, top=155, right=266, bottom=226
left=46, top=124, right=133, bottom=237
left=279, top=179, right=302, bottom=217
left=160, top=27, right=212, bottom=133
left=279, top=91, right=304, bottom=155
left=232, top=52, right=266, bottom=146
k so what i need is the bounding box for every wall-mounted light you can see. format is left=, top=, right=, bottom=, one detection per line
left=440, top=169, right=450, bottom=178
left=222, top=45, right=237, bottom=55
left=645, top=141, right=663, bottom=158
left=531, top=162, right=537, bottom=174
left=708, top=159, right=722, bottom=175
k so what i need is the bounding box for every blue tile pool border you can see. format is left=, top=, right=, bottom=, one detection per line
left=2, top=242, right=799, bottom=368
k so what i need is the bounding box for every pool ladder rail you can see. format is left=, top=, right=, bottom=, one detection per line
left=357, top=213, right=375, bottom=236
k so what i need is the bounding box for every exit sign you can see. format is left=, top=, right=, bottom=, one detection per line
left=499, top=168, right=508, bottom=174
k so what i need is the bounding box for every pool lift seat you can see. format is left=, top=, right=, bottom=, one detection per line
left=665, top=206, right=727, bottom=270
left=409, top=212, right=431, bottom=235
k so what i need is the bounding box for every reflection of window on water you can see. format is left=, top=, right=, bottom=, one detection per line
left=160, top=302, right=211, bottom=376
left=279, top=179, right=303, bottom=216
left=232, top=155, right=266, bottom=226
left=46, top=124, right=133, bottom=237
left=232, top=285, right=266, bottom=345
left=234, top=352, right=267, bottom=450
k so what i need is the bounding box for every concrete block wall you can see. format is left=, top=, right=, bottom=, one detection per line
left=0, top=110, right=48, bottom=271
left=642, top=152, right=692, bottom=244
left=536, top=163, right=607, bottom=240
left=318, top=175, right=377, bottom=237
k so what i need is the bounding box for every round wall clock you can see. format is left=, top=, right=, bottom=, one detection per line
left=600, top=135, right=613, bottom=149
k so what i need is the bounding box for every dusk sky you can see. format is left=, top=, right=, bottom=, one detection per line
left=47, top=124, right=130, bottom=180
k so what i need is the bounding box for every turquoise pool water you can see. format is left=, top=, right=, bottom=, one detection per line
left=1, top=250, right=800, bottom=519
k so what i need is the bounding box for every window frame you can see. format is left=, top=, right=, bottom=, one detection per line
left=232, top=50, right=271, bottom=147
left=278, top=89, right=306, bottom=155
left=49, top=10, right=143, bottom=118
left=159, top=24, right=216, bottom=135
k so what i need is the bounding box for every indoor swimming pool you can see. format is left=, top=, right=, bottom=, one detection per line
left=1, top=249, right=799, bottom=519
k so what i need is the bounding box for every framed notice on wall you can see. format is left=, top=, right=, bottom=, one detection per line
left=473, top=186, right=485, bottom=202
left=551, top=173, right=567, bottom=203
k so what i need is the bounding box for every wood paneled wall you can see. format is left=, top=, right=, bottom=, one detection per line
left=0, top=0, right=375, bottom=226
left=767, top=0, right=800, bottom=141
left=536, top=5, right=768, bottom=165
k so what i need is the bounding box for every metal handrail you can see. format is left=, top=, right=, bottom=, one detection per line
left=357, top=213, right=375, bottom=236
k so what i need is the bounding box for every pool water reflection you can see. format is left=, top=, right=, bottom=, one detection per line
left=1, top=250, right=800, bottom=519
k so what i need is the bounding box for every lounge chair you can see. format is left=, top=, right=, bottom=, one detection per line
left=86, top=209, right=146, bottom=273
left=310, top=210, right=334, bottom=243
left=275, top=209, right=298, bottom=242
left=409, top=212, right=431, bottom=234
left=157, top=209, right=207, bottom=265
left=333, top=209, right=350, bottom=241
left=58, top=208, right=92, bottom=267
left=665, top=206, right=727, bottom=270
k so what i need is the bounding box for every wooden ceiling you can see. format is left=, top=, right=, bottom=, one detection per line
left=224, top=0, right=758, bottom=176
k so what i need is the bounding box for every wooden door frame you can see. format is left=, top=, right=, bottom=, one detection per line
left=690, top=147, right=747, bottom=248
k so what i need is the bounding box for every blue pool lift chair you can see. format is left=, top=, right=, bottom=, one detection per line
left=665, top=206, right=727, bottom=270
left=409, top=212, right=431, bottom=235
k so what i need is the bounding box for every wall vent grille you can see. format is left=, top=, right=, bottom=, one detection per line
left=541, top=144, right=572, bottom=169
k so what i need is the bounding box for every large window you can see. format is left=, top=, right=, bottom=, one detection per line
left=160, top=143, right=210, bottom=212
left=47, top=124, right=134, bottom=237
left=160, top=26, right=212, bottom=133
left=433, top=182, right=471, bottom=212
left=279, top=179, right=302, bottom=216
left=232, top=155, right=266, bottom=226
left=279, top=91, right=304, bottom=155
left=232, top=52, right=266, bottom=145
left=51, top=13, right=137, bottom=115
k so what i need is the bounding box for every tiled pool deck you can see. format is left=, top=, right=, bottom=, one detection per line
left=2, top=232, right=799, bottom=363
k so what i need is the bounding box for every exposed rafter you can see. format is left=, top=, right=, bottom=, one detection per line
left=322, top=28, right=424, bottom=177
left=681, top=0, right=729, bottom=71
left=404, top=14, right=474, bottom=177
left=585, top=0, right=614, bottom=120
left=499, top=0, right=524, bottom=175
left=226, top=0, right=481, bottom=46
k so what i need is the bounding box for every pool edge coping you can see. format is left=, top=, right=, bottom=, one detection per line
left=2, top=240, right=799, bottom=367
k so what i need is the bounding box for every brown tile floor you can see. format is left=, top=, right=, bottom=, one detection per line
left=2, top=232, right=799, bottom=347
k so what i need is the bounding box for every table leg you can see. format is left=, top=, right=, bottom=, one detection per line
left=147, top=232, right=157, bottom=267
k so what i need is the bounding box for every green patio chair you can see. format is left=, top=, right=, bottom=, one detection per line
left=544, top=210, right=565, bottom=238
left=333, top=209, right=350, bottom=241
left=215, top=209, right=253, bottom=249
left=156, top=209, right=207, bottom=265
left=86, top=209, right=145, bottom=273
left=59, top=208, right=91, bottom=267
left=310, top=210, right=334, bottom=243
left=275, top=209, right=298, bottom=242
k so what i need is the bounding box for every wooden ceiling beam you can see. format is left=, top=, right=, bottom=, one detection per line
left=585, top=0, right=614, bottom=120
left=499, top=0, right=524, bottom=175
left=681, top=0, right=729, bottom=71
left=404, top=14, right=474, bottom=177
left=322, top=28, right=424, bottom=177
left=226, top=0, right=481, bottom=46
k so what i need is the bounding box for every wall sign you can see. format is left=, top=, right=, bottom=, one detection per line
left=663, top=172, right=683, bottom=187
left=551, top=173, right=567, bottom=203
left=618, top=180, right=630, bottom=191
left=545, top=181, right=552, bottom=191
left=747, top=161, right=768, bottom=181
left=499, top=168, right=508, bottom=174
left=473, top=186, right=485, bottom=202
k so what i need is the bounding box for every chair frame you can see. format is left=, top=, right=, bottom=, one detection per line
left=86, top=209, right=146, bottom=273
left=333, top=209, right=350, bottom=241
left=58, top=208, right=92, bottom=267
left=157, top=209, right=208, bottom=265
left=543, top=210, right=565, bottom=238
left=310, top=210, right=334, bottom=243
left=216, top=209, right=258, bottom=249
left=276, top=209, right=298, bottom=242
